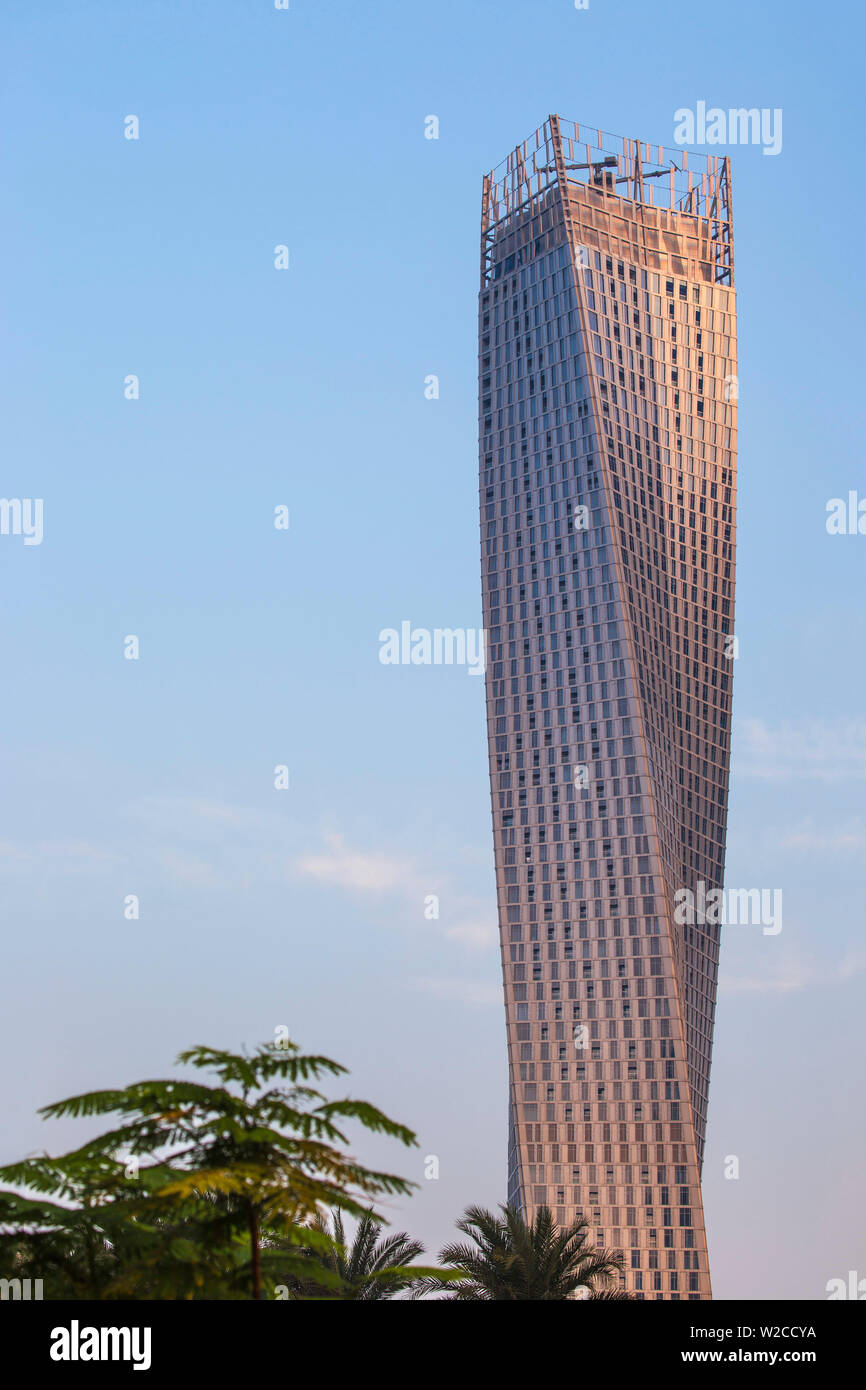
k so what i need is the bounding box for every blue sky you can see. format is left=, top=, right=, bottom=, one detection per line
left=1, top=0, right=864, bottom=1299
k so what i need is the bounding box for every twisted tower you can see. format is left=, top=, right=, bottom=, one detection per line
left=479, top=117, right=736, bottom=1299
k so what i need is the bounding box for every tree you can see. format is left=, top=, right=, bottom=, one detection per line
left=0, top=1154, right=138, bottom=1299
left=0, top=1039, right=417, bottom=1301
left=292, top=1209, right=427, bottom=1300
left=433, top=1203, right=629, bottom=1301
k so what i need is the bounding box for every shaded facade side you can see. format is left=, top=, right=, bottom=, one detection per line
left=479, top=117, right=736, bottom=1299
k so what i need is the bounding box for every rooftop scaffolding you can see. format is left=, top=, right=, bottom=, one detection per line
left=481, top=115, right=733, bottom=289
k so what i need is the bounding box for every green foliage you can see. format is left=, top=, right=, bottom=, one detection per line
left=0, top=1042, right=635, bottom=1306
left=287, top=1209, right=436, bottom=1300
left=0, top=1039, right=417, bottom=1300
left=430, top=1203, right=631, bottom=1301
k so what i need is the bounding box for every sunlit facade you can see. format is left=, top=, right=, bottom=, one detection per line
left=479, top=116, right=737, bottom=1299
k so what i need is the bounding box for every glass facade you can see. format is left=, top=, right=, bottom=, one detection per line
left=479, top=117, right=737, bottom=1299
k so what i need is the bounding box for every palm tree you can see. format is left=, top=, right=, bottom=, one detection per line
left=0, top=1040, right=418, bottom=1301
left=295, top=1209, right=427, bottom=1300
left=436, top=1203, right=630, bottom=1301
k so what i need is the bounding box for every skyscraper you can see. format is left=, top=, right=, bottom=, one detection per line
left=479, top=116, right=736, bottom=1299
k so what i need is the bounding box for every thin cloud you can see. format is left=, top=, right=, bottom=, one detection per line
left=719, top=950, right=866, bottom=995
left=733, top=718, right=866, bottom=782
left=125, top=796, right=293, bottom=842
left=296, top=832, right=408, bottom=893
left=445, top=920, right=498, bottom=949
left=719, top=964, right=813, bottom=995
left=295, top=834, right=499, bottom=954
left=409, top=976, right=501, bottom=1007
left=777, top=824, right=866, bottom=852
left=0, top=840, right=120, bottom=874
